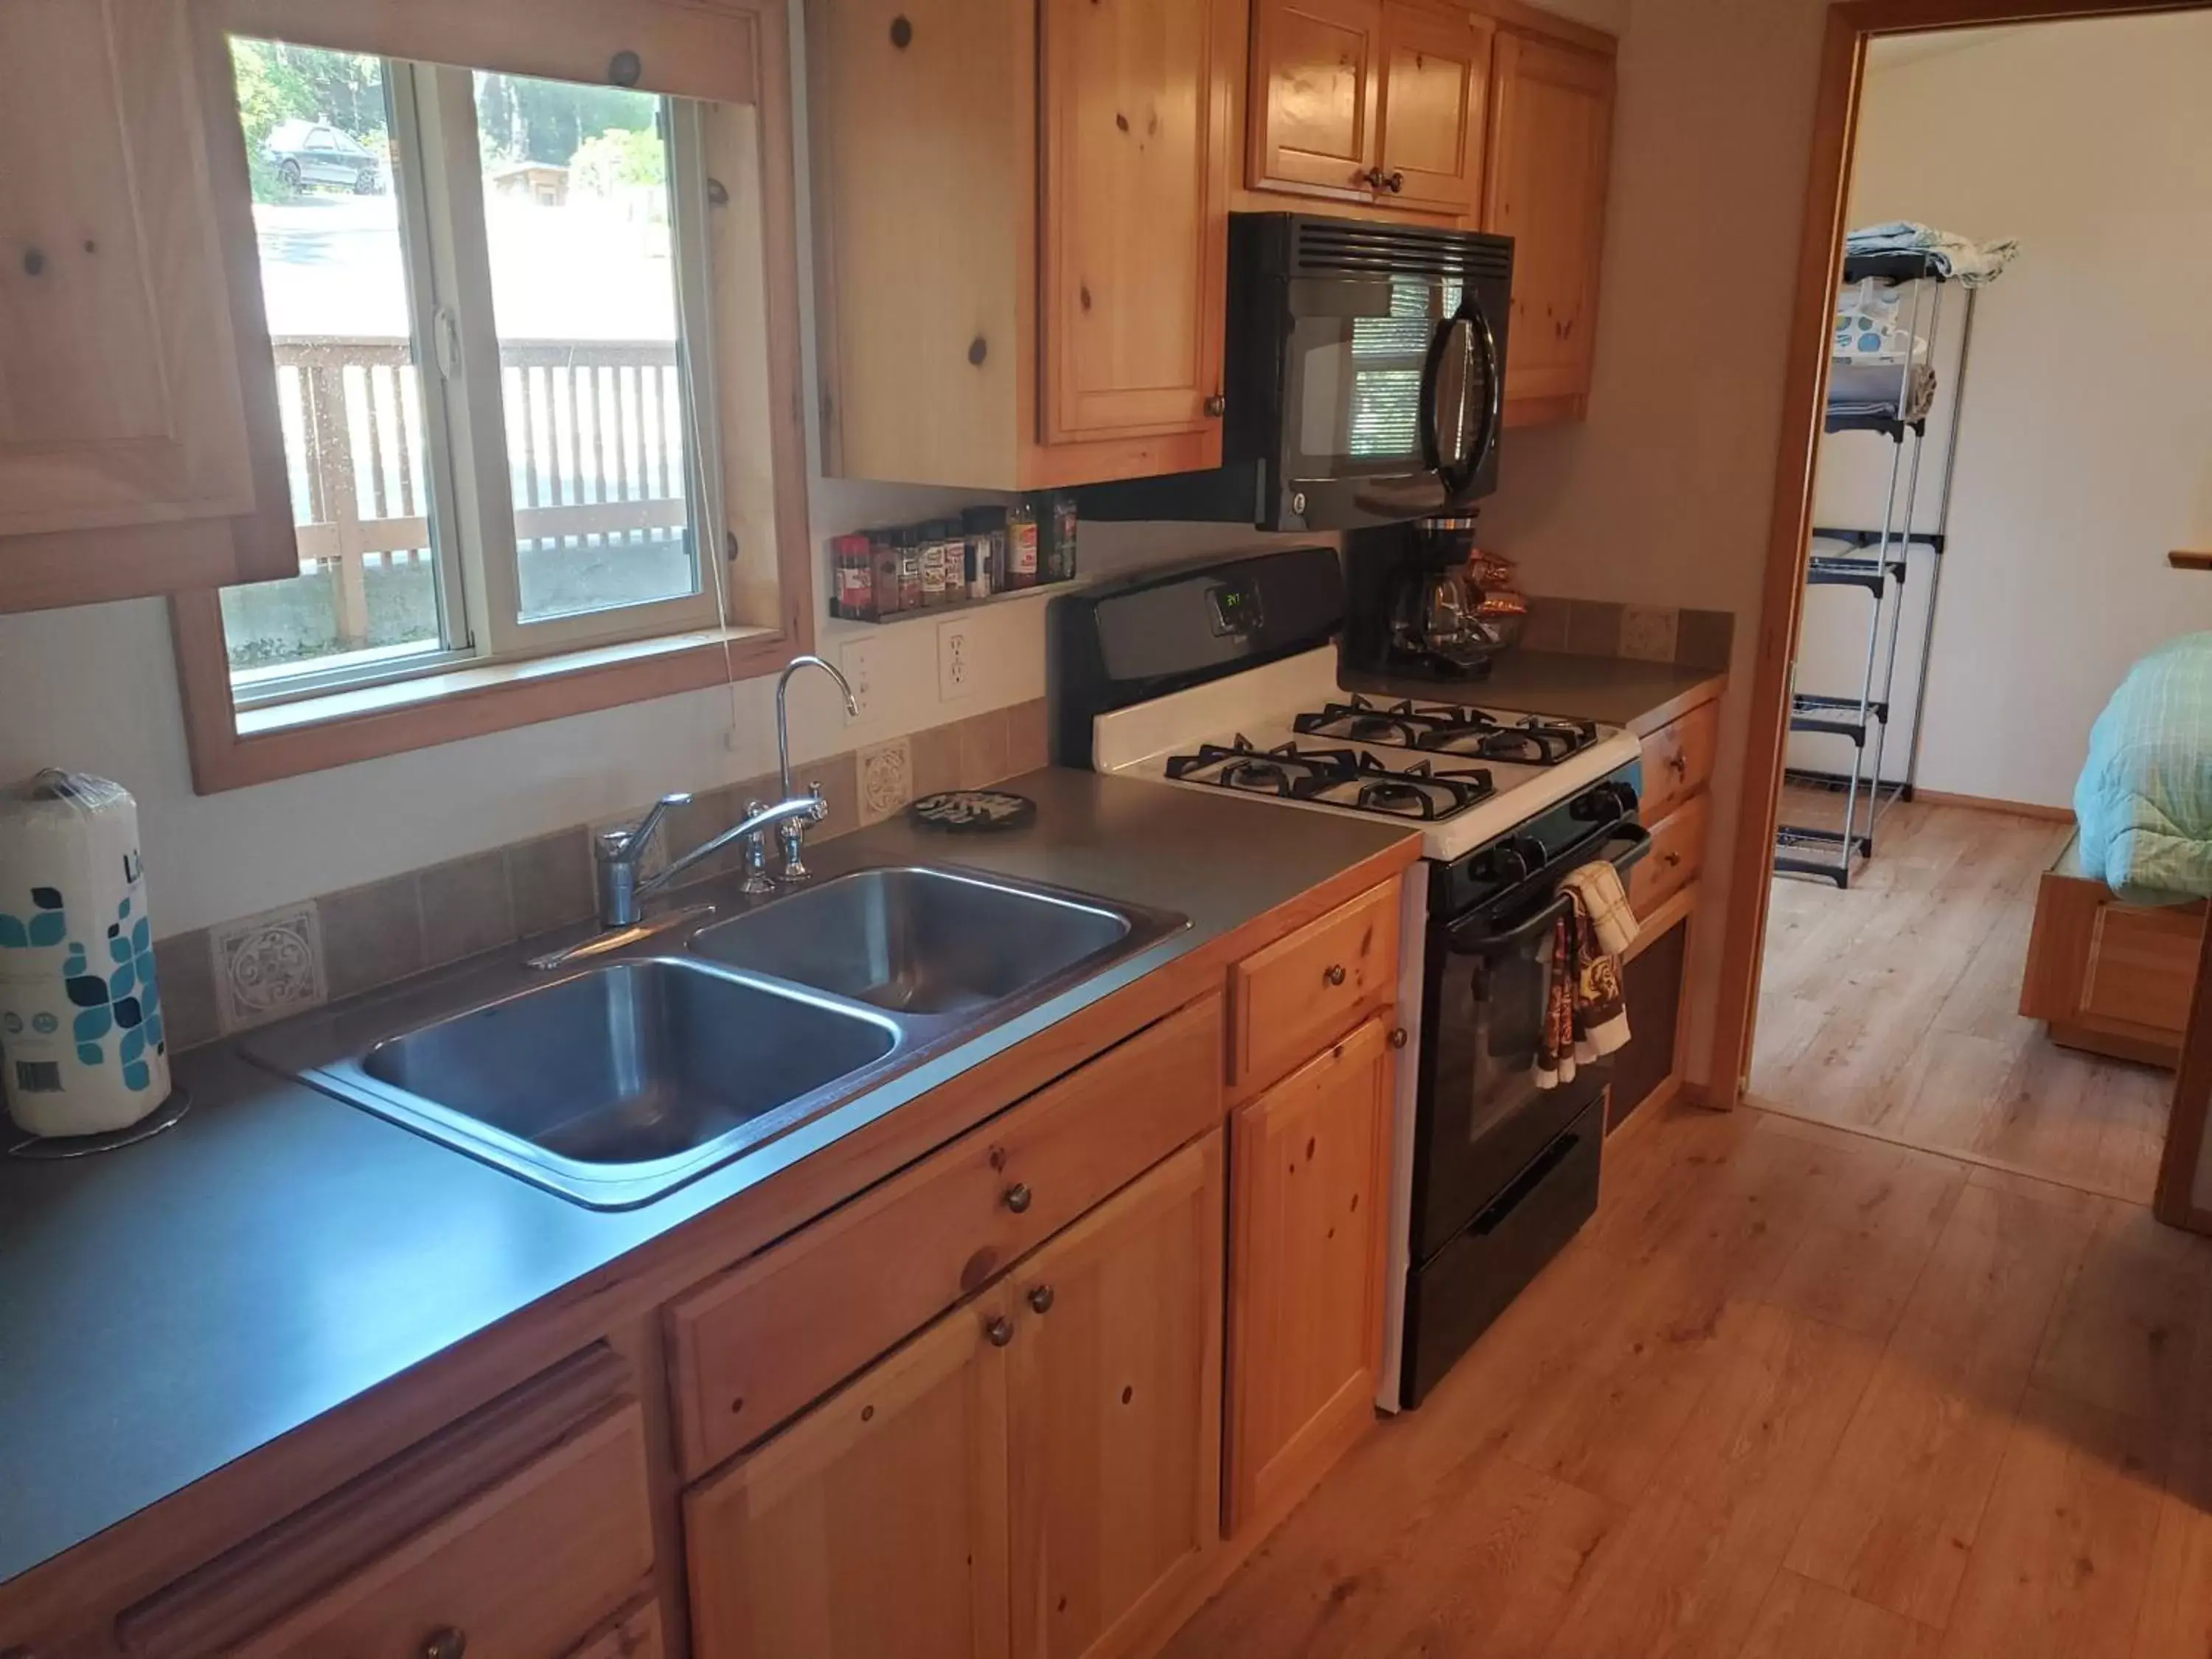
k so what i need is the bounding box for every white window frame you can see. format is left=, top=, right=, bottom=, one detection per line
left=229, top=44, right=729, bottom=714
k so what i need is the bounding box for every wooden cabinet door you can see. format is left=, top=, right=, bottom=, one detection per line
left=1008, top=1133, right=1225, bottom=1659
left=1247, top=0, right=1384, bottom=199
left=1484, top=30, right=1614, bottom=412
left=1039, top=0, right=1234, bottom=446
left=1225, top=1015, right=1395, bottom=1533
left=0, top=0, right=256, bottom=540
left=1375, top=2, right=1494, bottom=218
left=686, top=1298, right=1015, bottom=1659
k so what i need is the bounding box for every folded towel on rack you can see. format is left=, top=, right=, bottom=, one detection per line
left=1562, top=858, right=1639, bottom=958
left=1846, top=221, right=2020, bottom=286
left=1533, top=888, right=1632, bottom=1090
left=1830, top=361, right=1938, bottom=424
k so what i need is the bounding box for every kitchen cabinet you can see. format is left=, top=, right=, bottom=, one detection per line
left=1247, top=0, right=1492, bottom=215
left=1225, top=1013, right=1395, bottom=1532
left=0, top=0, right=293, bottom=610
left=1009, top=1134, right=1225, bottom=1659
left=809, top=0, right=1239, bottom=490
left=1485, top=28, right=1615, bottom=420
left=686, top=1133, right=1225, bottom=1659
left=1231, top=877, right=1400, bottom=1097
left=685, top=1292, right=1018, bottom=1659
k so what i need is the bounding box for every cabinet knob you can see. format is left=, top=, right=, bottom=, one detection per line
left=1389, top=1026, right=1409, bottom=1050
left=1004, top=1181, right=1033, bottom=1214
left=606, top=49, right=642, bottom=87
left=1385, top=170, right=1406, bottom=193
left=1663, top=852, right=1683, bottom=868
left=1204, top=394, right=1226, bottom=417
left=1667, top=752, right=1689, bottom=776
left=422, top=1629, right=467, bottom=1659
left=1324, top=963, right=1348, bottom=987
left=985, top=1315, right=1015, bottom=1347
left=1027, top=1283, right=1056, bottom=1314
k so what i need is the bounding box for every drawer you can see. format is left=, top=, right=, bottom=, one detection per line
left=1631, top=793, right=1709, bottom=917
left=667, top=992, right=1225, bottom=1478
left=1231, top=878, right=1399, bottom=1093
left=231, top=1404, right=653, bottom=1659
left=2081, top=900, right=2202, bottom=1035
left=1638, top=698, right=1719, bottom=824
left=569, top=1599, right=664, bottom=1659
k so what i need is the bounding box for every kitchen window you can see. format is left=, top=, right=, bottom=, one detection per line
left=218, top=39, right=732, bottom=712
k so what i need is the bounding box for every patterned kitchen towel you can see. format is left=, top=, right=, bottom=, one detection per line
left=1562, top=858, right=1639, bottom=959
left=1533, top=911, right=1576, bottom=1091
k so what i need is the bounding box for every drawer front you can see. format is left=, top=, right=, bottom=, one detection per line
left=1631, top=793, right=1709, bottom=917
left=569, top=1599, right=664, bottom=1659
left=234, top=1404, right=654, bottom=1659
left=668, top=993, right=1225, bottom=1478
left=1232, top=878, right=1399, bottom=1092
left=2081, top=901, right=2203, bottom=1035
left=1638, top=698, right=1719, bottom=824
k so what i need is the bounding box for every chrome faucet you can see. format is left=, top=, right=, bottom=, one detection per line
left=773, top=654, right=860, bottom=883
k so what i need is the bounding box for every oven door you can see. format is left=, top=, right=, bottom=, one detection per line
left=1410, top=822, right=1647, bottom=1262
left=1278, top=271, right=1504, bottom=525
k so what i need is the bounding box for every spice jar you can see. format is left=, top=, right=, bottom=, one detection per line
left=1006, top=499, right=1040, bottom=590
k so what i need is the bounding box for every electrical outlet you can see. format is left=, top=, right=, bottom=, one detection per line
left=937, top=617, right=978, bottom=703
left=838, top=636, right=882, bottom=725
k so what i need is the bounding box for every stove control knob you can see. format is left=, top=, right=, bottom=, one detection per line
left=1571, top=782, right=1635, bottom=821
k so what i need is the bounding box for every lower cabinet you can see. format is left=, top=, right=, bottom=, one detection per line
left=685, top=1131, right=1227, bottom=1659
left=1225, top=1015, right=1395, bottom=1533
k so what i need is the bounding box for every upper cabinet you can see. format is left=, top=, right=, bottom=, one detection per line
left=1246, top=0, right=1492, bottom=218
left=0, top=0, right=293, bottom=610
left=1242, top=0, right=1616, bottom=425
left=1485, top=28, right=1615, bottom=420
left=810, top=0, right=1239, bottom=491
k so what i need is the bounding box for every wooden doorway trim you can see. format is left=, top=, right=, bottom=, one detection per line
left=1706, top=0, right=2212, bottom=1231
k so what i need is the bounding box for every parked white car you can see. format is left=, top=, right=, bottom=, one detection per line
left=262, top=119, right=385, bottom=194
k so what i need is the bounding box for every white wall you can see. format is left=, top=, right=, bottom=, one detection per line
left=1795, top=13, right=2212, bottom=809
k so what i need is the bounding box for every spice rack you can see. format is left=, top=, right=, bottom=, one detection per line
left=830, top=496, right=1080, bottom=625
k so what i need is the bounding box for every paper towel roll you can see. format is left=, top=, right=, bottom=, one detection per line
left=0, top=771, right=170, bottom=1138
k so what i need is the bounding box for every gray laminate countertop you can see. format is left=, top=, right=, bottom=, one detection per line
left=0, top=767, right=1413, bottom=1588
left=1343, top=650, right=1727, bottom=737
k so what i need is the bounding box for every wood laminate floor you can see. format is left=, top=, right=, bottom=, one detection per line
left=1750, top=790, right=2171, bottom=1205
left=1164, top=1101, right=2212, bottom=1659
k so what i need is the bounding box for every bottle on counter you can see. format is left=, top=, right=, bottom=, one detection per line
left=832, top=533, right=875, bottom=621
left=919, top=521, right=949, bottom=607
left=1006, top=498, right=1040, bottom=590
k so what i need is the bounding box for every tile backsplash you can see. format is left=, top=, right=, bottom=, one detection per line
left=1523, top=597, right=1734, bottom=672
left=156, top=697, right=1053, bottom=1050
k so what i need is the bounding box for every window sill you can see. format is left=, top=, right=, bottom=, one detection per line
left=173, top=588, right=801, bottom=794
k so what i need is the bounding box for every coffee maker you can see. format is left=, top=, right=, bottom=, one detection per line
left=1341, top=517, right=1523, bottom=681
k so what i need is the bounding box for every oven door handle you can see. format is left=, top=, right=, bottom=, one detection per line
left=1445, top=824, right=1651, bottom=956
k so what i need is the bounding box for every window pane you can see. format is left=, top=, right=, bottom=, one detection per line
left=471, top=72, right=700, bottom=625
left=225, top=41, right=447, bottom=683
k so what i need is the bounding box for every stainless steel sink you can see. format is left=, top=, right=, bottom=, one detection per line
left=291, top=959, right=901, bottom=1208
left=689, top=866, right=1138, bottom=1015
left=256, top=862, right=1187, bottom=1210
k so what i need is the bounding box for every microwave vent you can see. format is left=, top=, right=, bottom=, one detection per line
left=1290, top=219, right=1512, bottom=281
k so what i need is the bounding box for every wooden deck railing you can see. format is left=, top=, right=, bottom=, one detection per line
left=272, top=334, right=686, bottom=646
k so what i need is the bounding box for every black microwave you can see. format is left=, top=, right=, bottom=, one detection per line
left=1076, top=212, right=1513, bottom=532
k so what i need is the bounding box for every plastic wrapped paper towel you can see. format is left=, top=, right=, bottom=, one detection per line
left=0, top=771, right=169, bottom=1137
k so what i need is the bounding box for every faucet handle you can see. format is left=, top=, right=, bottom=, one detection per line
left=615, top=791, right=692, bottom=859
left=807, top=780, right=830, bottom=821
left=738, top=800, right=777, bottom=894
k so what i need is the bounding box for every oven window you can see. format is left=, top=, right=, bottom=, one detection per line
left=1293, top=278, right=1462, bottom=467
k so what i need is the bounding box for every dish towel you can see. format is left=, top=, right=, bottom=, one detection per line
left=1845, top=221, right=2020, bottom=287
left=1562, top=858, right=1640, bottom=958
left=1533, top=887, right=1634, bottom=1090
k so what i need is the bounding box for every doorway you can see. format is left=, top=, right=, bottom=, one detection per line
left=1711, top=0, right=2212, bottom=1223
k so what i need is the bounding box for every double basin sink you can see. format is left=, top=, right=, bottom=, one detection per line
left=257, top=866, right=1188, bottom=1208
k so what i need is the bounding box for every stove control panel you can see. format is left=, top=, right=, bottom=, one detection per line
left=1205, top=577, right=1266, bottom=639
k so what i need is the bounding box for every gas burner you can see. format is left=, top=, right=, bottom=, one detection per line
left=1164, top=738, right=1363, bottom=799
left=1305, top=751, right=1496, bottom=821
left=1295, top=695, right=1599, bottom=765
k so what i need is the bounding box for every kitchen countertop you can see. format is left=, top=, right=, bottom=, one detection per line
left=0, top=767, right=1416, bottom=1589
left=1343, top=649, right=1727, bottom=737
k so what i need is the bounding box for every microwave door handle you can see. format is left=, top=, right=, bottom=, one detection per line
left=1416, top=313, right=1453, bottom=477
left=1466, top=301, right=1504, bottom=484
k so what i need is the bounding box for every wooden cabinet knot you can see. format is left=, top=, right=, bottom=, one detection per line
left=967, top=335, right=989, bottom=366
left=888, top=14, right=913, bottom=48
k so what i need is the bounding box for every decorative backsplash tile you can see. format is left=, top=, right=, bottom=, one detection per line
left=210, top=903, right=326, bottom=1034
left=858, top=738, right=914, bottom=824
left=1620, top=605, right=1680, bottom=664
left=156, top=698, right=1054, bottom=1054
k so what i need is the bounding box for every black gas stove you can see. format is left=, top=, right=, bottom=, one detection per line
left=1163, top=737, right=1495, bottom=821
left=1294, top=694, right=1600, bottom=765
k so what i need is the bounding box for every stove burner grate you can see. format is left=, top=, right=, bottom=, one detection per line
left=1295, top=695, right=1599, bottom=765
